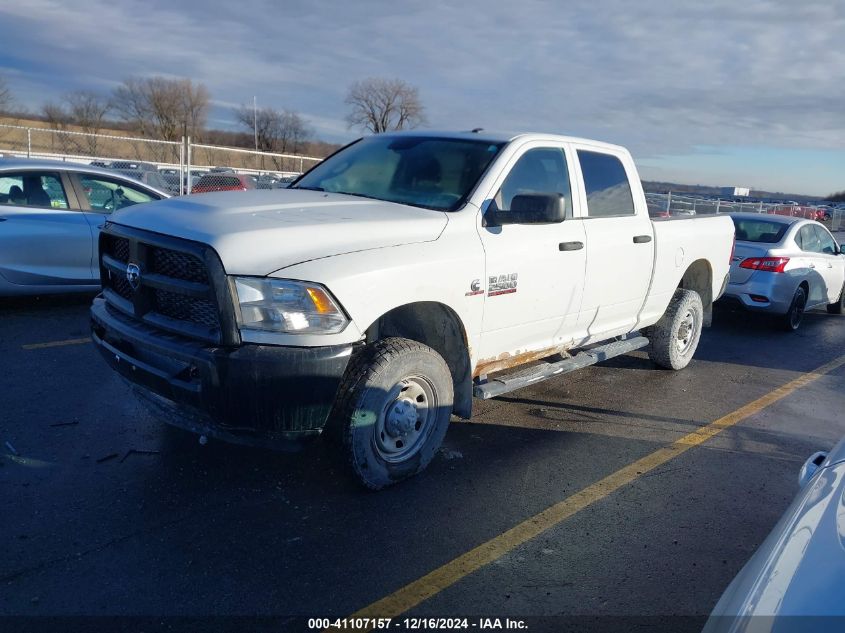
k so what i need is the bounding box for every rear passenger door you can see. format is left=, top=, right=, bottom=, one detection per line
left=574, top=148, right=654, bottom=338
left=0, top=170, right=94, bottom=287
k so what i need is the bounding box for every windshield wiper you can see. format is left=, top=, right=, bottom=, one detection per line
left=294, top=185, right=324, bottom=192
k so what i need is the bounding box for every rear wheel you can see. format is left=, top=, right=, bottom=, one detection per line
left=826, top=281, right=844, bottom=314
left=647, top=288, right=703, bottom=370
left=783, top=286, right=807, bottom=331
left=327, top=337, right=453, bottom=490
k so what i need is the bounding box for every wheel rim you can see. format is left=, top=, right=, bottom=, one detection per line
left=791, top=292, right=806, bottom=328
left=373, top=375, right=437, bottom=463
left=675, top=308, right=697, bottom=355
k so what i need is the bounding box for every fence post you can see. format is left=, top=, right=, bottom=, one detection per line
left=716, top=199, right=720, bottom=214
left=179, top=137, right=185, bottom=196
left=666, top=191, right=672, bottom=213
left=299, top=156, right=303, bottom=174
left=186, top=137, right=192, bottom=195
left=26, top=128, right=31, bottom=158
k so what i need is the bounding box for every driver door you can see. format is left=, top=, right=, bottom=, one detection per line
left=476, top=144, right=587, bottom=368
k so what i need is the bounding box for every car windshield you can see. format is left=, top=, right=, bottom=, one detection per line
left=731, top=217, right=789, bottom=243
left=292, top=136, right=505, bottom=211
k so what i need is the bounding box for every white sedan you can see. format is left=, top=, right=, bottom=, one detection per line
left=722, top=213, right=845, bottom=330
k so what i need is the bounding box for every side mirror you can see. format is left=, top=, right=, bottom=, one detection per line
left=839, top=243, right=845, bottom=255
left=798, top=451, right=827, bottom=488
left=488, top=193, right=566, bottom=226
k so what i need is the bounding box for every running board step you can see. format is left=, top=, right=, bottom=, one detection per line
left=473, top=336, right=649, bottom=400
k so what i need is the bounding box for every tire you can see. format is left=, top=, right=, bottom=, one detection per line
left=326, top=337, right=453, bottom=490
left=783, top=286, right=807, bottom=331
left=647, top=288, right=704, bottom=370
left=826, top=281, right=844, bottom=314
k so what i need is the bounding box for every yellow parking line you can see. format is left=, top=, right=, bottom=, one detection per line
left=347, top=354, right=845, bottom=627
left=22, top=337, right=90, bottom=350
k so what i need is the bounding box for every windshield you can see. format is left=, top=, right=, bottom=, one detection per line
left=731, top=217, right=789, bottom=243
left=293, top=136, right=505, bottom=211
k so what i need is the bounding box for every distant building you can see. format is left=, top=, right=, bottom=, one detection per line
left=720, top=186, right=751, bottom=197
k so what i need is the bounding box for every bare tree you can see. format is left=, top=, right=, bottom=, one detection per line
left=234, top=105, right=313, bottom=163
left=345, top=78, right=426, bottom=133
left=112, top=76, right=209, bottom=142
left=0, top=74, right=13, bottom=114
left=40, top=102, right=74, bottom=153
left=42, top=102, right=70, bottom=129
left=64, top=91, right=111, bottom=153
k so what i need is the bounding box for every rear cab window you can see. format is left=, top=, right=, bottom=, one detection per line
left=577, top=150, right=635, bottom=218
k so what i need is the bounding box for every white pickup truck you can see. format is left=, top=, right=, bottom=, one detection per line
left=90, top=131, right=734, bottom=488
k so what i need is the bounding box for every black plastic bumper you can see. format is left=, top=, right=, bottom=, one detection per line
left=91, top=296, right=355, bottom=445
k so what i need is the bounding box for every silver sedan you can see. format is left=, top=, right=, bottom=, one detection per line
left=722, top=213, right=845, bottom=330
left=0, top=159, right=168, bottom=296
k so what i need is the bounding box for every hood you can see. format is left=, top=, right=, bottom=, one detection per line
left=110, top=189, right=449, bottom=275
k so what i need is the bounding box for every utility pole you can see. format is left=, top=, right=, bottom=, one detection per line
left=253, top=96, right=259, bottom=152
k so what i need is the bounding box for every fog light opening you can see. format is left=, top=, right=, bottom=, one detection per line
left=750, top=295, right=769, bottom=303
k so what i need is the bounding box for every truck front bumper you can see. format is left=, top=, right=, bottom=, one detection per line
left=91, top=296, right=356, bottom=447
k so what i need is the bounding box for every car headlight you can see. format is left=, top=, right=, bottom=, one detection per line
left=232, top=277, right=349, bottom=334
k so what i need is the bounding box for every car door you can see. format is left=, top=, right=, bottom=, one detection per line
left=0, top=170, right=94, bottom=287
left=476, top=144, right=587, bottom=367
left=573, top=148, right=654, bottom=338
left=795, top=224, right=830, bottom=307
left=68, top=173, right=164, bottom=278
left=812, top=224, right=845, bottom=303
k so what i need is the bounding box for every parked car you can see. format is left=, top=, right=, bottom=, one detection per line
left=112, top=169, right=176, bottom=195
left=110, top=161, right=157, bottom=172
left=90, top=131, right=734, bottom=489
left=722, top=213, right=845, bottom=330
left=275, top=175, right=298, bottom=188
left=704, top=435, right=845, bottom=630
left=0, top=158, right=168, bottom=296
left=190, top=173, right=256, bottom=193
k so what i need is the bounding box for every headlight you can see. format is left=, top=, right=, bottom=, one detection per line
left=232, top=277, right=349, bottom=334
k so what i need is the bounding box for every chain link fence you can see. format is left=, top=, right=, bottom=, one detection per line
left=645, top=192, right=845, bottom=231
left=0, top=124, right=322, bottom=196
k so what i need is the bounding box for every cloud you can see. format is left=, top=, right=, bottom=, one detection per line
left=0, top=0, right=843, bottom=192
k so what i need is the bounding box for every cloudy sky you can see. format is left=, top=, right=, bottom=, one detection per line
left=1, top=0, right=843, bottom=196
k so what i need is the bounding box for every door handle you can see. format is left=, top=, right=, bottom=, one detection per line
left=0, top=217, right=7, bottom=222
left=559, top=241, right=584, bottom=251
left=633, top=235, right=652, bottom=244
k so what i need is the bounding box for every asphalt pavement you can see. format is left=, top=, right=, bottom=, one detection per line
left=1, top=293, right=844, bottom=632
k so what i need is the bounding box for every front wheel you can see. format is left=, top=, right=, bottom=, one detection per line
left=647, top=288, right=704, bottom=370
left=327, top=337, right=454, bottom=490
